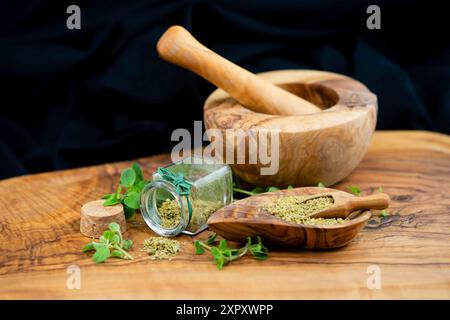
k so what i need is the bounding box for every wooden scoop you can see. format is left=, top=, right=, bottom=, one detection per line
left=306, top=192, right=389, bottom=219
left=207, top=187, right=375, bottom=249
left=156, top=25, right=321, bottom=116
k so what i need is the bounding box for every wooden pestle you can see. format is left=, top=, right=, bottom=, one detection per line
left=156, top=25, right=321, bottom=116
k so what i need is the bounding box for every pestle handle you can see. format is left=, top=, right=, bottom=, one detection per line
left=156, top=25, right=321, bottom=116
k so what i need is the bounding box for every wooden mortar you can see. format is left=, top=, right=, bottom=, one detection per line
left=158, top=26, right=377, bottom=187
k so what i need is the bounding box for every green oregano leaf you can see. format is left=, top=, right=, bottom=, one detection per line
left=108, top=222, right=121, bottom=233
left=211, top=247, right=226, bottom=270
left=112, top=234, right=121, bottom=244
left=120, top=168, right=136, bottom=188
left=347, top=185, right=361, bottom=196
left=116, top=185, right=123, bottom=198
left=132, top=162, right=144, bottom=182
left=251, top=187, right=265, bottom=194
left=111, top=250, right=124, bottom=259
left=102, top=193, right=112, bottom=200
left=134, top=180, right=148, bottom=193
left=194, top=241, right=205, bottom=254
left=82, top=242, right=95, bottom=252
left=92, top=244, right=110, bottom=263
left=124, top=191, right=140, bottom=209
left=218, top=239, right=228, bottom=251
left=103, top=185, right=123, bottom=206
left=206, top=232, right=217, bottom=244
left=122, top=239, right=133, bottom=251
left=248, top=236, right=269, bottom=260
left=102, top=230, right=115, bottom=241
left=103, top=193, right=120, bottom=206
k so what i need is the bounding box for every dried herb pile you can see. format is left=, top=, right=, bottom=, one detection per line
left=143, top=237, right=180, bottom=260
left=265, top=196, right=347, bottom=225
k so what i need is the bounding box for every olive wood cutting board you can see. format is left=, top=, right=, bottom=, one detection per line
left=0, top=131, right=449, bottom=299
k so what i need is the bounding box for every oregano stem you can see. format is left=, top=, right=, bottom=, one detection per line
left=229, top=245, right=248, bottom=261
left=198, top=241, right=212, bottom=252
left=113, top=244, right=134, bottom=260
left=232, top=187, right=255, bottom=196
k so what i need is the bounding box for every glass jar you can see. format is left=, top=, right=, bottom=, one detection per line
left=140, top=156, right=233, bottom=236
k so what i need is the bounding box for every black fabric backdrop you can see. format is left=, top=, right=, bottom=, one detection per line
left=1, top=0, right=449, bottom=179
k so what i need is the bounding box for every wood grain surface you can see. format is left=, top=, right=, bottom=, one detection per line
left=0, top=131, right=449, bottom=299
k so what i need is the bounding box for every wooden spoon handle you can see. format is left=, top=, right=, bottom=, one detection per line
left=312, top=193, right=390, bottom=219
left=156, top=25, right=321, bottom=116
left=347, top=193, right=390, bottom=212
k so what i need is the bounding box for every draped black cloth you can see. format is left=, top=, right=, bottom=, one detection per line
left=1, top=0, right=449, bottom=179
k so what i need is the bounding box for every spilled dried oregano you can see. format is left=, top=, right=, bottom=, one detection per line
left=142, top=237, right=180, bottom=260
left=265, top=196, right=347, bottom=225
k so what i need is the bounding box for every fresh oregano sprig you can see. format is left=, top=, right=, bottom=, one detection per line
left=232, top=182, right=292, bottom=197
left=102, top=162, right=150, bottom=219
left=194, top=233, right=268, bottom=270
left=82, top=222, right=133, bottom=263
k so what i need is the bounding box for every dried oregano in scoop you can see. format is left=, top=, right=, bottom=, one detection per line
left=265, top=196, right=347, bottom=225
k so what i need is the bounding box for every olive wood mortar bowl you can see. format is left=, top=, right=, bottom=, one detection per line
left=207, top=187, right=371, bottom=249
left=204, top=70, right=377, bottom=187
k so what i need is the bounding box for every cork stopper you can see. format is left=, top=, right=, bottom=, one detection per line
left=80, top=200, right=127, bottom=238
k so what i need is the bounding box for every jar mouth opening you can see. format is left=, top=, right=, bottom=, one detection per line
left=140, top=180, right=189, bottom=236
